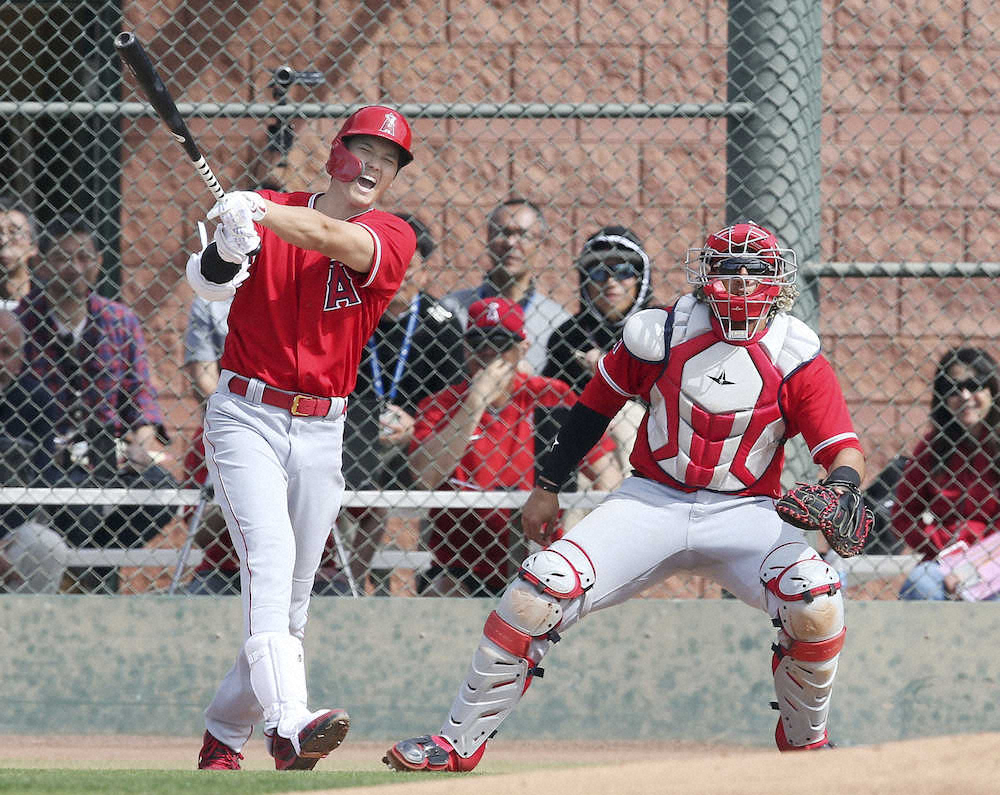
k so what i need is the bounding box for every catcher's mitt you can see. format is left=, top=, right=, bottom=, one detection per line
left=775, top=479, right=874, bottom=558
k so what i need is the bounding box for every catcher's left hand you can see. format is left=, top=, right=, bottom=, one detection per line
left=775, top=478, right=874, bottom=558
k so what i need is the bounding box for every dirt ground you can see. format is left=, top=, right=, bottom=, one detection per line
left=3, top=733, right=998, bottom=795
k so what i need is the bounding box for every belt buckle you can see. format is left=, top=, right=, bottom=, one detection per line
left=289, top=394, right=311, bottom=416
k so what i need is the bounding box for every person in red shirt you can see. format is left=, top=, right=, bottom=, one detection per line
left=185, top=106, right=416, bottom=772
left=410, top=297, right=619, bottom=597
left=384, top=222, right=868, bottom=774
left=893, top=347, right=1000, bottom=600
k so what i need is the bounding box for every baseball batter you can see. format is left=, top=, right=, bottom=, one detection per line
left=186, top=106, right=417, bottom=771
left=384, top=222, right=868, bottom=772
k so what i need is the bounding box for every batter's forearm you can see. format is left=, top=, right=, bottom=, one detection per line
left=260, top=202, right=375, bottom=271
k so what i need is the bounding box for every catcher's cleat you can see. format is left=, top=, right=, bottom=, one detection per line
left=268, top=708, right=351, bottom=771
left=197, top=730, right=244, bottom=770
left=775, top=720, right=834, bottom=751
left=383, top=734, right=486, bottom=772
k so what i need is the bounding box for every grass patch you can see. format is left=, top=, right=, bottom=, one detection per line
left=0, top=768, right=438, bottom=794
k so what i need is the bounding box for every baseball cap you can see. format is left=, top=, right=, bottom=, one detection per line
left=465, top=297, right=526, bottom=347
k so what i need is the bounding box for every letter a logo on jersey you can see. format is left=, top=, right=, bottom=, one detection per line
left=324, top=262, right=362, bottom=311
left=379, top=112, right=398, bottom=137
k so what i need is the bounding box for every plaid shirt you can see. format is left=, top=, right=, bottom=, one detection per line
left=15, top=287, right=166, bottom=444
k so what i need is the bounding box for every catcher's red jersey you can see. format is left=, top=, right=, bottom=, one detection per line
left=219, top=190, right=416, bottom=396
left=580, top=296, right=862, bottom=498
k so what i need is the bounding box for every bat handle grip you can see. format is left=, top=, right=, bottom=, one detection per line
left=194, top=157, right=226, bottom=201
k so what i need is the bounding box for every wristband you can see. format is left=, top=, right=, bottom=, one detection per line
left=824, top=465, right=861, bottom=488
left=535, top=477, right=561, bottom=494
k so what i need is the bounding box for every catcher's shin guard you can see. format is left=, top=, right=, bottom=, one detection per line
left=760, top=542, right=845, bottom=750
left=439, top=544, right=594, bottom=761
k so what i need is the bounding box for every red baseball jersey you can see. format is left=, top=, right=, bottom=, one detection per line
left=219, top=190, right=416, bottom=397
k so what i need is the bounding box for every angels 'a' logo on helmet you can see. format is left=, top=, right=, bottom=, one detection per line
left=684, top=221, right=797, bottom=342
left=379, top=112, right=399, bottom=137
left=485, top=301, right=502, bottom=325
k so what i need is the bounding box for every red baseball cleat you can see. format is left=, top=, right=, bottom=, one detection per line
left=383, top=734, right=486, bottom=772
left=197, top=730, right=243, bottom=770
left=267, top=708, right=351, bottom=771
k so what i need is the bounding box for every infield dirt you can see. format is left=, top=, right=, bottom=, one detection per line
left=3, top=733, right=997, bottom=795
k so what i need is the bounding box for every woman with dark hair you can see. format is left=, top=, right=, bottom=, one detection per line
left=892, top=347, right=1000, bottom=600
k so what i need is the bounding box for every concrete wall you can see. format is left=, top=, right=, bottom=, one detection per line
left=2, top=597, right=998, bottom=746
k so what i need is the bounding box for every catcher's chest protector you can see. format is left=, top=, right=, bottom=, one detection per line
left=646, top=296, right=819, bottom=491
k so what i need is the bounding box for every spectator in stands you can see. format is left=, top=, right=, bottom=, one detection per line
left=440, top=198, right=569, bottom=374
left=326, top=212, right=465, bottom=595
left=0, top=308, right=69, bottom=592
left=0, top=195, right=38, bottom=311
left=14, top=215, right=175, bottom=593
left=181, top=293, right=239, bottom=594
left=542, top=225, right=656, bottom=482
left=893, top=347, right=1000, bottom=600
left=410, top=297, right=619, bottom=597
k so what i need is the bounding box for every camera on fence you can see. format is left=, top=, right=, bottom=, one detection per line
left=267, top=66, right=325, bottom=156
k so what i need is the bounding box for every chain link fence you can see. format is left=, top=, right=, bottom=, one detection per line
left=1, top=0, right=998, bottom=600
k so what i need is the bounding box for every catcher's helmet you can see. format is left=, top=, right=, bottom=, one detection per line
left=325, top=105, right=413, bottom=182
left=684, top=221, right=797, bottom=341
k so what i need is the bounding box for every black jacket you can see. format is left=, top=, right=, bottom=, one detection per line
left=343, top=292, right=465, bottom=490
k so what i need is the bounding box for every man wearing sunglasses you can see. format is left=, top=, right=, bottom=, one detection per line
left=384, top=221, right=870, bottom=772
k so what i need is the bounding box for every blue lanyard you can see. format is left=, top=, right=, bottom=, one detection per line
left=368, top=294, right=420, bottom=403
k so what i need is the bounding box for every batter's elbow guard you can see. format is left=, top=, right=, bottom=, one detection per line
left=186, top=249, right=240, bottom=302
left=200, top=243, right=243, bottom=284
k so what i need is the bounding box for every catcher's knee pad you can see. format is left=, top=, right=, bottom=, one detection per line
left=760, top=542, right=845, bottom=750
left=440, top=543, right=595, bottom=758
left=504, top=541, right=596, bottom=634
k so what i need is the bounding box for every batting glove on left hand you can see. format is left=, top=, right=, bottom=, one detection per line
left=213, top=222, right=260, bottom=265
left=208, top=192, right=266, bottom=264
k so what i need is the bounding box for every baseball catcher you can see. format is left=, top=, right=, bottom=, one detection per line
left=776, top=467, right=875, bottom=558
left=383, top=221, right=870, bottom=773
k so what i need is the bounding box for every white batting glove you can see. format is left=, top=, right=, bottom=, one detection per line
left=213, top=221, right=260, bottom=264
left=207, top=191, right=266, bottom=264
left=207, top=191, right=267, bottom=225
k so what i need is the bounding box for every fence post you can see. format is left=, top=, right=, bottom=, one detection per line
left=727, top=0, right=822, bottom=329
left=728, top=0, right=822, bottom=485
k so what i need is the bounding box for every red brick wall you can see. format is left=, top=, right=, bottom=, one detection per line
left=117, top=0, right=1000, bottom=482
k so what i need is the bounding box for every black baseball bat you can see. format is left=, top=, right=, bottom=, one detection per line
left=114, top=31, right=225, bottom=200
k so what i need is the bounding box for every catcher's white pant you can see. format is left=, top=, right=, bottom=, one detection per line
left=200, top=380, right=347, bottom=751
left=441, top=475, right=844, bottom=755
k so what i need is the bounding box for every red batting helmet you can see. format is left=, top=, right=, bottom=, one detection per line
left=684, top=221, right=797, bottom=340
left=325, top=105, right=413, bottom=182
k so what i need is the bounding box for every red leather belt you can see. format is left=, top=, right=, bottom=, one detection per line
left=227, top=375, right=338, bottom=418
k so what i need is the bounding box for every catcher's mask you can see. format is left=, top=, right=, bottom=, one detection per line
left=685, top=221, right=797, bottom=341
left=325, top=105, right=414, bottom=182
